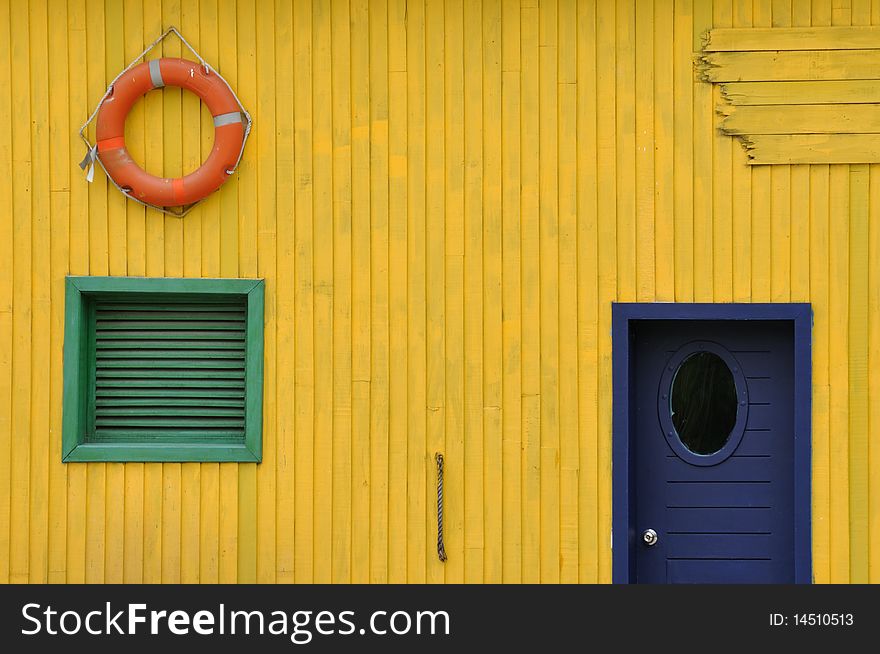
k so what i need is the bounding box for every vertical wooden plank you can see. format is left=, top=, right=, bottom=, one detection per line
left=595, top=0, right=615, bottom=582
left=120, top=0, right=145, bottom=586
left=0, top=0, right=14, bottom=586
left=47, top=0, right=71, bottom=584
left=829, top=161, right=850, bottom=583
left=789, top=0, right=809, bottom=306
left=692, top=0, right=712, bottom=302
left=255, top=0, right=277, bottom=586
left=174, top=0, right=202, bottom=583
left=731, top=0, right=752, bottom=302
left=387, top=0, right=409, bottom=584
left=9, top=0, right=33, bottom=584
left=406, top=0, right=427, bottom=583
left=179, top=460, right=200, bottom=584
left=557, top=0, right=578, bottom=585
left=160, top=460, right=181, bottom=583
left=811, top=163, right=831, bottom=583
left=616, top=0, right=636, bottom=303
left=142, top=0, right=164, bottom=287
left=849, top=166, right=870, bottom=583
left=828, top=0, right=852, bottom=584
left=178, top=0, right=202, bottom=587
left=444, top=0, right=465, bottom=584
left=871, top=2, right=880, bottom=580
left=65, top=0, right=88, bottom=584
left=712, top=0, right=733, bottom=303
left=350, top=0, right=371, bottom=585
left=143, top=2, right=164, bottom=586
left=850, top=0, right=871, bottom=25
left=463, top=0, right=484, bottom=584
left=197, top=455, right=217, bottom=584
left=141, top=0, right=164, bottom=564
left=369, top=0, right=390, bottom=584
left=218, top=0, right=239, bottom=278
left=770, top=0, right=792, bottom=306
left=160, top=0, right=182, bottom=281
left=293, top=0, right=315, bottom=584
left=214, top=0, right=238, bottom=587
left=102, top=0, right=126, bottom=585
left=850, top=0, right=871, bottom=587
left=750, top=1, right=771, bottom=304
left=84, top=0, right=108, bottom=586
left=673, top=0, right=693, bottom=302
left=313, top=0, right=335, bottom=585
left=157, top=0, right=182, bottom=587
left=576, top=0, right=598, bottom=585
left=9, top=0, right=33, bottom=583
left=538, top=0, right=559, bottom=585
left=772, top=0, right=792, bottom=23
left=198, top=0, right=220, bottom=280
left=869, top=157, right=880, bottom=583
left=27, top=0, right=50, bottom=585
left=812, top=0, right=831, bottom=24
left=635, top=0, right=655, bottom=302
left=425, top=0, right=445, bottom=584
left=482, top=0, right=503, bottom=584
left=105, top=0, right=127, bottom=282
left=806, top=0, right=830, bottom=583
left=218, top=466, right=237, bottom=583
left=236, top=0, right=258, bottom=585
left=520, top=0, right=540, bottom=585
left=500, top=0, right=522, bottom=585
left=330, top=0, right=352, bottom=584
left=87, top=0, right=108, bottom=281
left=197, top=0, right=220, bottom=586
left=654, top=0, right=674, bottom=303
left=273, top=0, right=294, bottom=584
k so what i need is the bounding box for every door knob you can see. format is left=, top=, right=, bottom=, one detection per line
left=642, top=529, right=658, bottom=546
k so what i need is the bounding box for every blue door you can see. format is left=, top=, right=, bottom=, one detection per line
left=633, top=320, right=796, bottom=583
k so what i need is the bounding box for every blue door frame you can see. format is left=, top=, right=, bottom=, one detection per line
left=611, top=303, right=813, bottom=584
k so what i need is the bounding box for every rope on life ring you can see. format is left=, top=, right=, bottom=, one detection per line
left=78, top=27, right=252, bottom=217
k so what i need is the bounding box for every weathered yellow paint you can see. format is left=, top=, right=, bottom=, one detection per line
left=1, top=0, right=879, bottom=584
left=704, top=25, right=880, bottom=49
left=703, top=24, right=880, bottom=163
left=720, top=80, right=880, bottom=105
left=702, top=48, right=880, bottom=81
left=721, top=104, right=880, bottom=134
left=741, top=134, right=880, bottom=164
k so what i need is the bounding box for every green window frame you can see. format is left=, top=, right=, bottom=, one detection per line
left=62, top=276, right=264, bottom=462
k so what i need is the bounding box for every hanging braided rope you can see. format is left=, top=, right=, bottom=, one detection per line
left=435, top=453, right=447, bottom=562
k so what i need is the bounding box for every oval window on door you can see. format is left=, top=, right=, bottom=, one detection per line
left=657, top=341, right=749, bottom=466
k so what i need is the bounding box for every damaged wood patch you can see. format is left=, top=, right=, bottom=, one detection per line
left=701, top=27, right=880, bottom=164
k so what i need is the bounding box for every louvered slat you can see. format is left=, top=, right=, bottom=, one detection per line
left=88, top=298, right=248, bottom=443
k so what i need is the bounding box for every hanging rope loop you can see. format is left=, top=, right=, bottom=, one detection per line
left=435, top=452, right=447, bottom=562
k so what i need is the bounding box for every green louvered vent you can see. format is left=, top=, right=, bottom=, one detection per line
left=88, top=298, right=248, bottom=444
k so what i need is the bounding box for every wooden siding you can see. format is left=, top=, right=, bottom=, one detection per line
left=0, top=0, right=878, bottom=584
left=702, top=26, right=880, bottom=163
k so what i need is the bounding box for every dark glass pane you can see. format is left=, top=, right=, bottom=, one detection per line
left=670, top=351, right=738, bottom=455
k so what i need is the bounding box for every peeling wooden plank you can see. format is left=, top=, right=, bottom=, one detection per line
left=719, top=103, right=880, bottom=134
left=700, top=49, right=880, bottom=82
left=721, top=80, right=880, bottom=104
left=740, top=133, right=880, bottom=163
left=705, top=26, right=880, bottom=51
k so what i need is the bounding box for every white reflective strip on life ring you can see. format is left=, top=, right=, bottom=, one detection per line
left=213, top=111, right=242, bottom=128
left=149, top=59, right=164, bottom=88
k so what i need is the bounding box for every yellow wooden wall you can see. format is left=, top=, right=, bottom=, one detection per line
left=0, top=0, right=878, bottom=584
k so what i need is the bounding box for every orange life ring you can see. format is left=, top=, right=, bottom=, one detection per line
left=95, top=58, right=244, bottom=207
